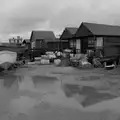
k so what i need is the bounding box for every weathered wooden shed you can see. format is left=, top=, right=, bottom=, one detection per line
left=60, top=27, right=78, bottom=51
left=30, top=31, right=56, bottom=49
left=75, top=22, right=120, bottom=59
left=30, top=31, right=56, bottom=56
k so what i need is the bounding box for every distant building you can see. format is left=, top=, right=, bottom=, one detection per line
left=22, top=39, right=31, bottom=49
left=9, top=36, right=23, bottom=46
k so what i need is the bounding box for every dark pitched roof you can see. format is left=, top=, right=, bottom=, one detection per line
left=23, top=39, right=30, bottom=43
left=30, top=31, right=56, bottom=42
left=66, top=27, right=78, bottom=35
left=60, top=27, right=78, bottom=40
left=23, top=39, right=30, bottom=44
left=76, top=22, right=120, bottom=37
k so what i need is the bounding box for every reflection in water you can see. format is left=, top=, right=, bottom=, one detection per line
left=63, top=84, right=117, bottom=107
left=19, top=75, right=59, bottom=95
left=80, top=76, right=101, bottom=81
left=62, top=84, right=81, bottom=97
left=0, top=73, right=23, bottom=89
left=19, top=76, right=35, bottom=91
left=32, top=75, right=58, bottom=84
left=42, top=81, right=82, bottom=110
left=3, top=75, right=21, bottom=88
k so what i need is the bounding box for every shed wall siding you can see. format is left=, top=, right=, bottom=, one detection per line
left=102, top=37, right=120, bottom=57
left=104, top=37, right=120, bottom=46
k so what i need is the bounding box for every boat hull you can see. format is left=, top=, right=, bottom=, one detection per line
left=0, top=51, right=17, bottom=70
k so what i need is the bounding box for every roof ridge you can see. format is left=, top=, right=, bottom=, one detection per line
left=75, top=22, right=120, bottom=36
left=82, top=22, right=120, bottom=27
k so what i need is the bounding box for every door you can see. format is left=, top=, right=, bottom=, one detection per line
left=36, top=39, right=45, bottom=49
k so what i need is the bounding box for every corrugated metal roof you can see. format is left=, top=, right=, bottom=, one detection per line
left=30, top=31, right=56, bottom=42
left=76, top=22, right=120, bottom=37
left=60, top=27, right=78, bottom=40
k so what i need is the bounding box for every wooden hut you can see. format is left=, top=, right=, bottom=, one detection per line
left=75, top=22, right=120, bottom=64
left=60, top=27, right=78, bottom=52
left=30, top=31, right=56, bottom=56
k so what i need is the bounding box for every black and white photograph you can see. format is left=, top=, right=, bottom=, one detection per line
left=0, top=0, right=120, bottom=119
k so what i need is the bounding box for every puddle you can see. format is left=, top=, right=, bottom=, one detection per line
left=62, top=84, right=81, bottom=97
left=32, top=75, right=58, bottom=83
left=42, top=83, right=82, bottom=110
left=0, top=73, right=23, bottom=89
left=81, top=91, right=116, bottom=107
left=18, top=75, right=59, bottom=95
left=80, top=76, right=101, bottom=81
left=0, top=66, right=119, bottom=120
left=63, top=84, right=117, bottom=107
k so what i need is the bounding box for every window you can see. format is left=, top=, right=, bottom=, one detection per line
left=96, top=37, right=103, bottom=47
left=70, top=40, right=76, bottom=48
left=88, top=37, right=95, bottom=47
left=76, top=39, right=81, bottom=50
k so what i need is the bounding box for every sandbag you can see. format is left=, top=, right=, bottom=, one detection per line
left=79, top=58, right=92, bottom=68
left=54, top=59, right=61, bottom=66
left=48, top=54, right=56, bottom=59
left=27, top=62, right=36, bottom=65
left=35, top=57, right=41, bottom=61
left=40, top=59, right=50, bottom=64
left=79, top=61, right=92, bottom=68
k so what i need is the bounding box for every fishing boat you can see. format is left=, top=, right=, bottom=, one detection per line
left=0, top=51, right=17, bottom=70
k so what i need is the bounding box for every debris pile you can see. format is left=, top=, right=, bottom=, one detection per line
left=70, top=54, right=92, bottom=68
left=92, top=58, right=102, bottom=68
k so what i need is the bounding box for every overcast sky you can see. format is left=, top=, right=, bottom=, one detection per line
left=0, top=0, right=120, bottom=41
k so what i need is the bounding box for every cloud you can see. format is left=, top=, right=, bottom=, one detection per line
left=50, top=0, right=120, bottom=31
left=0, top=0, right=120, bottom=41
